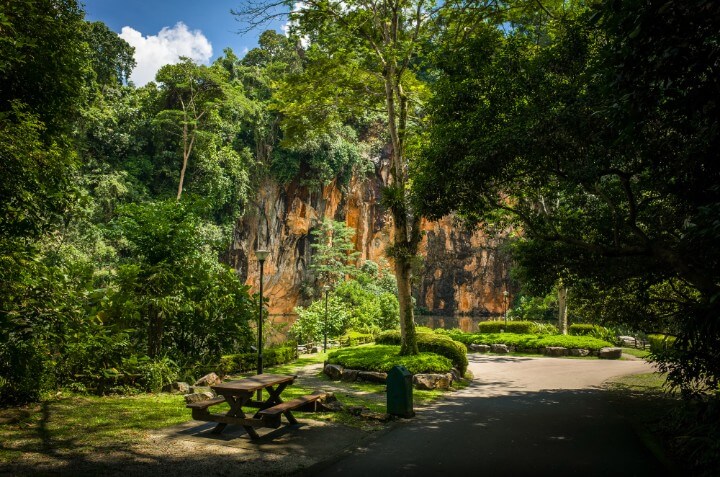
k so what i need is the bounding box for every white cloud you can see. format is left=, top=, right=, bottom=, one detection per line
left=120, top=22, right=213, bottom=86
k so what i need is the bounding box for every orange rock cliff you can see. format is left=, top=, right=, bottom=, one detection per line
left=227, top=164, right=511, bottom=322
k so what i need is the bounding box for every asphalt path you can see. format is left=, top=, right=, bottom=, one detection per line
left=311, top=354, right=670, bottom=477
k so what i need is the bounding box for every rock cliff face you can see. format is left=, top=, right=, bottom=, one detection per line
left=228, top=164, right=510, bottom=321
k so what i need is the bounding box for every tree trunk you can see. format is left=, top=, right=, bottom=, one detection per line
left=148, top=305, right=164, bottom=357
left=383, top=65, right=419, bottom=355
left=557, top=286, right=568, bottom=335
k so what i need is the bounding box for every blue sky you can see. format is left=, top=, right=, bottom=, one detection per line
left=82, top=0, right=287, bottom=85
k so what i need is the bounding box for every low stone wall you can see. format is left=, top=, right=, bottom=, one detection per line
left=323, top=364, right=455, bottom=390
left=467, top=344, right=622, bottom=359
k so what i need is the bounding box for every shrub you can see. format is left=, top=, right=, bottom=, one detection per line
left=569, top=324, right=595, bottom=335
left=477, top=321, right=535, bottom=334
left=531, top=322, right=559, bottom=335
left=339, top=330, right=375, bottom=346
left=219, top=343, right=298, bottom=375
left=376, top=330, right=468, bottom=373
left=569, top=324, right=617, bottom=344
left=327, top=345, right=453, bottom=374
left=464, top=332, right=613, bottom=351
left=648, top=334, right=676, bottom=354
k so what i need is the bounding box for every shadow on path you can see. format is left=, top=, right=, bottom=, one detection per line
left=309, top=386, right=673, bottom=477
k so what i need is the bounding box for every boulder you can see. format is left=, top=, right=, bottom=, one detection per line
left=469, top=344, right=491, bottom=353
left=324, top=364, right=344, bottom=380
left=569, top=348, right=590, bottom=357
left=413, top=373, right=453, bottom=390
left=618, top=336, right=636, bottom=347
left=341, top=369, right=359, bottom=382
left=599, top=347, right=623, bottom=359
left=311, top=346, right=320, bottom=353
left=450, top=367, right=464, bottom=382
left=357, top=371, right=387, bottom=383
left=189, top=386, right=212, bottom=394
left=183, top=391, right=214, bottom=404
left=544, top=346, right=568, bottom=357
left=491, top=344, right=509, bottom=354
left=194, top=372, right=221, bottom=387
left=162, top=381, right=190, bottom=394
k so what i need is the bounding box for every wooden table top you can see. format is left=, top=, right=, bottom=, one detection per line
left=211, top=374, right=296, bottom=393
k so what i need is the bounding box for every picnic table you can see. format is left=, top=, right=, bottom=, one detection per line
left=186, top=373, right=326, bottom=439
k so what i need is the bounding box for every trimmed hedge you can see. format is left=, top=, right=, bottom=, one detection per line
left=569, top=324, right=596, bottom=335
left=376, top=330, right=468, bottom=373
left=477, top=321, right=535, bottom=334
left=463, top=332, right=613, bottom=351
left=219, top=344, right=298, bottom=375
left=327, top=345, right=453, bottom=374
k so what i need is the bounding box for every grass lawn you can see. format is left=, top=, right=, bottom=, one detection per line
left=0, top=349, right=465, bottom=463
left=0, top=393, right=189, bottom=464
left=620, top=347, right=651, bottom=359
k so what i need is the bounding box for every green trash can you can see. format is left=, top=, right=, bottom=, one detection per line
left=387, top=365, right=414, bottom=418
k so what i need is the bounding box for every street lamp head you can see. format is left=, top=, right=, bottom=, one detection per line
left=323, top=284, right=331, bottom=292
left=503, top=290, right=509, bottom=298
left=255, top=249, right=270, bottom=262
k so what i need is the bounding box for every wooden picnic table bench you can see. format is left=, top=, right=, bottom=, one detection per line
left=186, top=373, right=326, bottom=439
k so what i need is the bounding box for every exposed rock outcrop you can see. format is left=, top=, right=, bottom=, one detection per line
left=228, top=159, right=512, bottom=328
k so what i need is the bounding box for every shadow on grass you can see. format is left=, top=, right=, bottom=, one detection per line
left=2, top=384, right=684, bottom=477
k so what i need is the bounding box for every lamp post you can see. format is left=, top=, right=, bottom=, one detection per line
left=503, top=290, right=509, bottom=328
left=255, top=248, right=269, bottom=399
left=323, top=285, right=330, bottom=353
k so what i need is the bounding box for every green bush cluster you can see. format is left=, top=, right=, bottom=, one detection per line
left=218, top=344, right=298, bottom=375
left=462, top=332, right=613, bottom=351
left=477, top=321, right=535, bottom=334
left=648, top=334, right=676, bottom=354
left=569, top=324, right=595, bottom=335
left=327, top=345, right=453, bottom=374
left=376, top=330, right=468, bottom=373
left=569, top=324, right=617, bottom=343
left=339, top=330, right=375, bottom=346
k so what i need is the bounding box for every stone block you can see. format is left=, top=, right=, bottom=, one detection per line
left=357, top=371, right=387, bottom=383
left=413, top=373, right=453, bottom=390
left=569, top=348, right=590, bottom=357
left=194, top=372, right=221, bottom=386
left=189, top=386, right=212, bottom=394
left=341, top=369, right=359, bottom=382
left=598, top=347, right=622, bottom=359
left=162, top=381, right=190, bottom=394
left=491, top=344, right=509, bottom=354
left=324, top=364, right=344, bottom=380
left=544, top=346, right=568, bottom=357
left=183, top=391, right=214, bottom=404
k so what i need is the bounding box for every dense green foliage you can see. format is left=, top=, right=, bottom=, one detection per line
left=449, top=332, right=612, bottom=352
left=376, top=330, right=468, bottom=373
left=477, top=321, right=535, bottom=334
left=416, top=0, right=720, bottom=394
left=291, top=260, right=399, bottom=343
left=218, top=343, right=298, bottom=375
left=327, top=345, right=452, bottom=375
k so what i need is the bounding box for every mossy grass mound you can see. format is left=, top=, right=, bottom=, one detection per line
left=327, top=345, right=453, bottom=374
left=376, top=330, right=468, bottom=373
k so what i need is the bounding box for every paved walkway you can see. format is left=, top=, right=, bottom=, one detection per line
left=308, top=354, right=670, bottom=477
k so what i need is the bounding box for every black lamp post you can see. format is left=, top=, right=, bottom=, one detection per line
left=255, top=249, right=269, bottom=395
left=323, top=285, right=330, bottom=352
left=503, top=290, right=509, bottom=328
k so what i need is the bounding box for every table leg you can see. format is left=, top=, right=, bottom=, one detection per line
left=216, top=392, right=261, bottom=439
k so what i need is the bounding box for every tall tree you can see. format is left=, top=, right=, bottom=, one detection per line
left=234, top=0, right=510, bottom=354
left=154, top=60, right=230, bottom=201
